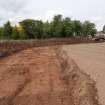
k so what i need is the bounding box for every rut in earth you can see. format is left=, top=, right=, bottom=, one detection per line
left=0, top=66, right=31, bottom=105
left=0, top=47, right=101, bottom=105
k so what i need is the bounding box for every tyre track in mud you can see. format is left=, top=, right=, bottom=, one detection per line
left=0, top=65, right=31, bottom=105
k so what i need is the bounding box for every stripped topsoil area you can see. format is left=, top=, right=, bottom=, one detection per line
left=0, top=38, right=96, bottom=58
left=0, top=45, right=100, bottom=105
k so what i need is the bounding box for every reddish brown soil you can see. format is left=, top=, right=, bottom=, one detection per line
left=0, top=38, right=96, bottom=58
left=0, top=46, right=100, bottom=105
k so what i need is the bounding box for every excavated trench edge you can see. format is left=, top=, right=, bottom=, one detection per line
left=0, top=46, right=102, bottom=105
left=54, top=46, right=101, bottom=105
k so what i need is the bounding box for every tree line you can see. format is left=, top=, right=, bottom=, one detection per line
left=0, top=15, right=97, bottom=40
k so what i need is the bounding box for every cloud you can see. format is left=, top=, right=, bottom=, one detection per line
left=0, top=0, right=30, bottom=25
left=89, top=16, right=102, bottom=22
left=45, top=9, right=72, bottom=21
left=0, top=0, right=104, bottom=30
left=0, top=0, right=28, bottom=12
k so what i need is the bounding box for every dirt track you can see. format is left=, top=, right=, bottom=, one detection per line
left=63, top=42, right=105, bottom=105
left=0, top=46, right=99, bottom=105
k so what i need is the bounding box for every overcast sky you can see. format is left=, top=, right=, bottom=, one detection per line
left=0, top=0, right=105, bottom=30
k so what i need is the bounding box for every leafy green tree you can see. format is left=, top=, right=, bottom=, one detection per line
left=20, top=19, right=43, bottom=39
left=83, top=21, right=97, bottom=37
left=50, top=15, right=64, bottom=37
left=62, top=17, right=73, bottom=37
left=18, top=30, right=28, bottom=40
left=72, top=20, right=83, bottom=36
left=91, top=29, right=97, bottom=37
left=0, top=14, right=97, bottom=40
left=3, top=21, right=12, bottom=39
left=11, top=26, right=19, bottom=40
left=0, top=27, right=4, bottom=39
left=43, top=21, right=51, bottom=38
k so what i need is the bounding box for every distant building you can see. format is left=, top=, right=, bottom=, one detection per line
left=103, top=25, right=105, bottom=33
left=94, top=25, right=105, bottom=41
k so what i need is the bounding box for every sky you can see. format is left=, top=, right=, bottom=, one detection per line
left=0, top=0, right=105, bottom=30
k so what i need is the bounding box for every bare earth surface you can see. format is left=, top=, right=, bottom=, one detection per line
left=63, top=42, right=105, bottom=105
left=0, top=46, right=99, bottom=105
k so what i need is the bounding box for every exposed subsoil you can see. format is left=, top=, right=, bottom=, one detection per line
left=0, top=45, right=100, bottom=105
